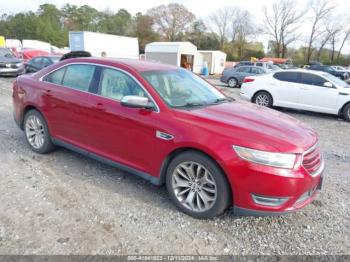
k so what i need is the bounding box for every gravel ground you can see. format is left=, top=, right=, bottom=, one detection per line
left=0, top=76, right=349, bottom=255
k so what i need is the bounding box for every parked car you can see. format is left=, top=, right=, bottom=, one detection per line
left=221, top=66, right=269, bottom=87
left=0, top=47, right=24, bottom=76
left=234, top=61, right=253, bottom=68
left=25, top=55, right=61, bottom=73
left=308, top=64, right=348, bottom=80
left=59, top=50, right=91, bottom=61
left=21, top=49, right=50, bottom=63
left=331, top=65, right=350, bottom=79
left=240, top=69, right=350, bottom=121
left=235, top=61, right=280, bottom=72
left=13, top=58, right=324, bottom=218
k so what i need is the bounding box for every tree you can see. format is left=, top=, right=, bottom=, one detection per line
left=133, top=12, right=160, bottom=53
left=208, top=8, right=234, bottom=49
left=306, top=0, right=334, bottom=63
left=336, top=26, right=350, bottom=62
left=98, top=9, right=133, bottom=35
left=263, top=0, right=305, bottom=58
left=231, top=9, right=256, bottom=59
left=61, top=4, right=100, bottom=31
left=147, top=3, right=195, bottom=41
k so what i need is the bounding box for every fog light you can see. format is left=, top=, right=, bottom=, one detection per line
left=295, top=186, right=317, bottom=205
left=251, top=194, right=289, bottom=207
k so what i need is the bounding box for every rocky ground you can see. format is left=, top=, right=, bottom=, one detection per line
left=0, top=76, right=349, bottom=255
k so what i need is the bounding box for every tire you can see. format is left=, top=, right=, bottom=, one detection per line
left=253, top=91, right=273, bottom=108
left=227, top=77, right=238, bottom=88
left=23, top=109, right=56, bottom=154
left=343, top=103, right=350, bottom=122
left=165, top=151, right=231, bottom=219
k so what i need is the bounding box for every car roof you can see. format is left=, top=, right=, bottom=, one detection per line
left=275, top=69, right=329, bottom=76
left=60, top=57, right=179, bottom=72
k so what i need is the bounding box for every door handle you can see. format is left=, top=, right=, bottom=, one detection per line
left=45, top=89, right=53, bottom=97
left=93, top=103, right=106, bottom=112
left=339, top=92, right=349, bottom=96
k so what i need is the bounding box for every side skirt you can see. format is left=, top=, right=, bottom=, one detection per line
left=52, top=138, right=162, bottom=186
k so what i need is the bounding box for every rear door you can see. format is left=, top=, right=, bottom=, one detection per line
left=270, top=71, right=301, bottom=108
left=297, top=72, right=339, bottom=114
left=41, top=63, right=100, bottom=147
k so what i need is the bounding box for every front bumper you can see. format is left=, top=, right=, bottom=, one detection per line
left=239, top=91, right=251, bottom=101
left=0, top=66, right=25, bottom=76
left=221, top=153, right=325, bottom=216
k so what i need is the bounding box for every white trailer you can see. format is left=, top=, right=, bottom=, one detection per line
left=145, top=42, right=203, bottom=74
left=199, top=50, right=227, bottom=75
left=69, top=31, right=139, bottom=59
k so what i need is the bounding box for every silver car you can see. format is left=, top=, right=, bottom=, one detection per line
left=220, top=66, right=269, bottom=88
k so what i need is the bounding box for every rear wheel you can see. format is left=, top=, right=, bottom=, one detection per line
left=253, top=91, right=273, bottom=108
left=24, top=110, right=56, bottom=154
left=343, top=103, right=350, bottom=122
left=227, top=77, right=238, bottom=88
left=166, top=151, right=231, bottom=219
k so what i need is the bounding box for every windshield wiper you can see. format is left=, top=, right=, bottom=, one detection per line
left=173, top=102, right=206, bottom=108
left=209, top=97, right=234, bottom=104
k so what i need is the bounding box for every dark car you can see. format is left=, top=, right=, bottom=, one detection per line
left=220, top=66, right=269, bottom=87
left=0, top=47, right=25, bottom=76
left=25, top=55, right=61, bottom=73
left=308, top=65, right=348, bottom=80
left=59, top=51, right=91, bottom=61
left=13, top=58, right=323, bottom=218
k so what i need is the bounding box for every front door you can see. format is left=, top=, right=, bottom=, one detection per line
left=297, top=72, right=339, bottom=114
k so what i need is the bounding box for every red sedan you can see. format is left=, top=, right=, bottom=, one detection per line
left=12, top=58, right=324, bottom=218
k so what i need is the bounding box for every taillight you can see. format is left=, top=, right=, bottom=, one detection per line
left=243, top=78, right=255, bottom=83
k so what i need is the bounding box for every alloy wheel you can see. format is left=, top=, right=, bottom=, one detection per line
left=25, top=115, right=45, bottom=149
left=171, top=161, right=217, bottom=212
left=255, top=94, right=270, bottom=106
left=228, top=78, right=237, bottom=88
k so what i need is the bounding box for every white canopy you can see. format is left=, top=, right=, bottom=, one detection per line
left=145, top=42, right=197, bottom=54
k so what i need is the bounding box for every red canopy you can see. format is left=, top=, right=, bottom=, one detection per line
left=259, top=57, right=291, bottom=64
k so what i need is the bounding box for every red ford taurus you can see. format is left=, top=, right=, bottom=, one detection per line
left=12, top=58, right=324, bottom=218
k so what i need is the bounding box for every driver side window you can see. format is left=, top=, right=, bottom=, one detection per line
left=300, top=73, right=327, bottom=87
left=99, top=68, right=147, bottom=101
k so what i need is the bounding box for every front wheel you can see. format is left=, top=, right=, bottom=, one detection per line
left=166, top=151, right=231, bottom=219
left=253, top=91, right=273, bottom=107
left=343, top=103, right=350, bottom=122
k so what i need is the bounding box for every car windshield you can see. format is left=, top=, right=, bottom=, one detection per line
left=141, top=69, right=229, bottom=108
left=322, top=73, right=349, bottom=88
left=0, top=48, right=15, bottom=58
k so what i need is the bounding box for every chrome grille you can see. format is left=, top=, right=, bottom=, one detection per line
left=302, top=144, right=324, bottom=177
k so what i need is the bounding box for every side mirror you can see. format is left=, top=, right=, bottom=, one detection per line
left=323, top=82, right=333, bottom=88
left=121, top=95, right=155, bottom=110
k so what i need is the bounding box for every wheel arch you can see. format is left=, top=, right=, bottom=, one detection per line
left=338, top=101, right=350, bottom=116
left=20, top=104, right=44, bottom=130
left=159, top=147, right=233, bottom=203
left=251, top=90, right=274, bottom=105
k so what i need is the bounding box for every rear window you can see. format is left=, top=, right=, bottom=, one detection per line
left=62, top=64, right=95, bottom=92
left=44, top=68, right=66, bottom=85
left=273, top=72, right=299, bottom=83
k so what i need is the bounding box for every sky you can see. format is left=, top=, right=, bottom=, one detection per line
left=1, top=0, right=350, bottom=53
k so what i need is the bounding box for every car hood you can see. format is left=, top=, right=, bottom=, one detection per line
left=175, top=101, right=317, bottom=154
left=0, top=57, right=22, bottom=63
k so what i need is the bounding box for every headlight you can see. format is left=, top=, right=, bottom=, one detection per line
left=233, top=146, right=296, bottom=169
left=16, top=62, right=23, bottom=67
